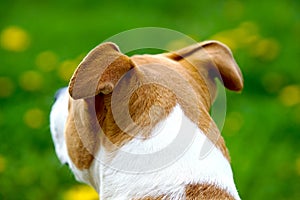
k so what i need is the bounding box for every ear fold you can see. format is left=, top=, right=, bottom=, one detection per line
left=166, top=40, right=243, bottom=92
left=69, top=42, right=134, bottom=99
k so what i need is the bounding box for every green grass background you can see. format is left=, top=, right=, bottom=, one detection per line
left=0, top=0, right=299, bottom=199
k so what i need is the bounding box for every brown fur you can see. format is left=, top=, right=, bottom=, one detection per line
left=165, top=40, right=243, bottom=92
left=133, top=183, right=235, bottom=199
left=129, top=55, right=230, bottom=160
left=65, top=41, right=243, bottom=179
left=133, top=195, right=166, bottom=200
left=184, top=183, right=235, bottom=200
left=69, top=42, right=134, bottom=99
left=65, top=99, right=97, bottom=169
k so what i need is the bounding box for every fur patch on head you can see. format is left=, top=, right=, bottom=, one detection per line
left=64, top=41, right=243, bottom=169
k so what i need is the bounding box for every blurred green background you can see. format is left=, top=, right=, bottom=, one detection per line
left=0, top=0, right=299, bottom=199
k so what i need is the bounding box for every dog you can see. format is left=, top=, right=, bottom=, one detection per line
left=50, top=40, right=243, bottom=199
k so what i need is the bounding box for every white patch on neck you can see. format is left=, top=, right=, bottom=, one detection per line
left=88, top=105, right=240, bottom=200
left=50, top=87, right=69, bottom=165
left=121, top=105, right=184, bottom=154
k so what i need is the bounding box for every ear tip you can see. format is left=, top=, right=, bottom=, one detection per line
left=223, top=65, right=244, bottom=92
left=229, top=79, right=244, bottom=92
left=236, top=82, right=244, bottom=91
left=99, top=42, right=120, bottom=52
left=201, top=40, right=226, bottom=47
left=225, top=83, right=243, bottom=92
left=236, top=64, right=244, bottom=91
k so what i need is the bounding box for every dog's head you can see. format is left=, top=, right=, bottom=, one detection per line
left=50, top=40, right=243, bottom=182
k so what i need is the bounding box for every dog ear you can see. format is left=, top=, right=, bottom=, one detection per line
left=166, top=40, right=243, bottom=92
left=69, top=42, right=134, bottom=99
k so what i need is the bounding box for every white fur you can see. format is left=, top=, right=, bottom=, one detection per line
left=50, top=88, right=95, bottom=184
left=50, top=89, right=240, bottom=200
left=50, top=87, right=69, bottom=165
left=90, top=105, right=241, bottom=199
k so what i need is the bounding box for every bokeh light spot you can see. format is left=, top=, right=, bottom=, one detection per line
left=0, top=155, right=6, bottom=173
left=232, top=24, right=260, bottom=47
left=211, top=31, right=237, bottom=50
left=211, top=22, right=261, bottom=51
left=0, top=77, right=15, bottom=98
left=0, top=26, right=30, bottom=52
left=63, top=185, right=98, bottom=200
left=251, top=38, right=280, bottom=61
left=279, top=85, right=300, bottom=107
left=36, top=51, right=58, bottom=72
left=58, top=60, right=78, bottom=82
left=240, top=21, right=259, bottom=35
left=19, top=71, right=44, bottom=91
left=23, top=108, right=45, bottom=129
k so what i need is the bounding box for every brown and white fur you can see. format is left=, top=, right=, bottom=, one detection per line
left=50, top=40, right=243, bottom=199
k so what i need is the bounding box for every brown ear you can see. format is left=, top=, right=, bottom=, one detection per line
left=166, top=40, right=243, bottom=92
left=69, top=42, right=134, bottom=99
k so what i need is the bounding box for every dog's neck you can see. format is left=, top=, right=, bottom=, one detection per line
left=83, top=105, right=240, bottom=199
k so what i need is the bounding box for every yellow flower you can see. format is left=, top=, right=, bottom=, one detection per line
left=211, top=33, right=237, bottom=51
left=0, top=26, right=30, bottom=52
left=19, top=70, right=43, bottom=91
left=251, top=38, right=280, bottom=61
left=58, top=60, right=78, bottom=82
left=63, top=185, right=99, bottom=200
left=23, top=108, right=45, bottom=129
left=211, top=21, right=260, bottom=51
left=36, top=51, right=59, bottom=72
left=279, top=85, right=300, bottom=107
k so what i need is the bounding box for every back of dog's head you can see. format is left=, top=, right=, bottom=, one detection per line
left=51, top=40, right=243, bottom=174
left=50, top=41, right=244, bottom=199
